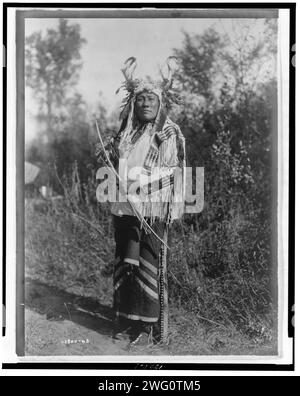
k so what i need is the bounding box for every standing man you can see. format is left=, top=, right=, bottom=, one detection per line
left=98, top=57, right=186, bottom=346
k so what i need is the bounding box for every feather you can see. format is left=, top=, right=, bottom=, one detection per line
left=121, top=57, right=137, bottom=82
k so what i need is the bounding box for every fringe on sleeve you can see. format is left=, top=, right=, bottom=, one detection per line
left=157, top=121, right=186, bottom=225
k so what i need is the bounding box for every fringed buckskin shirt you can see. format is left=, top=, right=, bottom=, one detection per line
left=110, top=115, right=186, bottom=226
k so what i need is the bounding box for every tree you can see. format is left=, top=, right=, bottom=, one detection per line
left=173, top=20, right=276, bottom=183
left=25, top=19, right=99, bottom=191
left=25, top=19, right=86, bottom=135
left=171, top=20, right=277, bottom=297
left=174, top=29, right=224, bottom=100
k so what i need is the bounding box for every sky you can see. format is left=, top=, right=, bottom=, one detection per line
left=25, top=17, right=268, bottom=141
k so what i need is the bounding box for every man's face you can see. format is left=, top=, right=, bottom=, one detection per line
left=135, top=91, right=160, bottom=122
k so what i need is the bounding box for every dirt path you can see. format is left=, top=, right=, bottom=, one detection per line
left=24, top=277, right=277, bottom=357
left=25, top=278, right=170, bottom=356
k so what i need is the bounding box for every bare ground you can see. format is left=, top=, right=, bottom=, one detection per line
left=25, top=277, right=276, bottom=357
left=25, top=278, right=170, bottom=356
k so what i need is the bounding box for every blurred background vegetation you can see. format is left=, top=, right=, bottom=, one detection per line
left=25, top=18, right=278, bottom=354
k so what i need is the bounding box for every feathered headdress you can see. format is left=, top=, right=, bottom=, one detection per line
left=116, top=56, right=183, bottom=120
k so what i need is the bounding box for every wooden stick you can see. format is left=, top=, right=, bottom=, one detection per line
left=159, top=226, right=169, bottom=344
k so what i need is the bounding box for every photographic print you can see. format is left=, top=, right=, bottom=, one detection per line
left=2, top=5, right=294, bottom=366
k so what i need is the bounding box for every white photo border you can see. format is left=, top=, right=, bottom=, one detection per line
left=1, top=3, right=295, bottom=369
